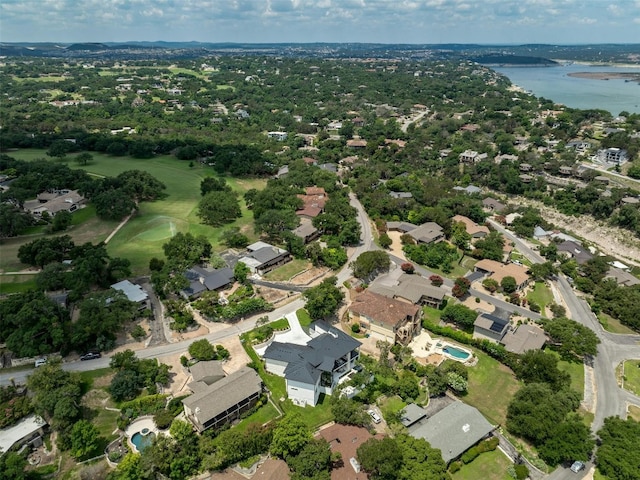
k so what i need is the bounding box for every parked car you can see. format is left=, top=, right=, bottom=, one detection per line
left=367, top=409, right=382, bottom=424
left=80, top=352, right=102, bottom=361
left=34, top=357, right=47, bottom=368
left=570, top=461, right=586, bottom=473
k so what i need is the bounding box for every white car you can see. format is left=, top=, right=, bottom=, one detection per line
left=570, top=461, right=585, bottom=473
left=34, top=357, right=47, bottom=368
left=368, top=409, right=382, bottom=424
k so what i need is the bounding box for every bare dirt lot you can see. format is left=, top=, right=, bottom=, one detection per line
left=518, top=197, right=640, bottom=267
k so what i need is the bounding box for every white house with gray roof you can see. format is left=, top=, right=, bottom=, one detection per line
left=261, top=321, right=361, bottom=407
left=238, top=241, right=291, bottom=275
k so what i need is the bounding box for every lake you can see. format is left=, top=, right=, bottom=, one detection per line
left=493, top=63, right=640, bottom=115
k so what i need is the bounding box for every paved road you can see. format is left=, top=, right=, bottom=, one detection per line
left=0, top=193, right=376, bottom=387
left=488, top=219, right=640, bottom=479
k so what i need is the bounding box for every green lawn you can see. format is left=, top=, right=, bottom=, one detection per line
left=296, top=309, right=313, bottom=327
left=622, top=360, right=640, bottom=396
left=5, top=149, right=266, bottom=274
left=452, top=449, right=512, bottom=480
left=526, top=281, right=554, bottom=312
left=263, top=259, right=311, bottom=281
left=463, top=350, right=521, bottom=426
left=598, top=313, right=638, bottom=335
left=0, top=275, right=38, bottom=294
left=234, top=402, right=281, bottom=432
left=422, top=305, right=442, bottom=324
left=380, top=395, right=407, bottom=421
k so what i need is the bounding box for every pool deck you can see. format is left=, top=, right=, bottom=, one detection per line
left=125, top=417, right=160, bottom=453
left=408, top=331, right=476, bottom=366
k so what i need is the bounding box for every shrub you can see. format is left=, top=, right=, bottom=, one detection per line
left=130, top=325, right=147, bottom=341
left=461, top=446, right=480, bottom=464
left=528, top=301, right=541, bottom=313
left=154, top=409, right=175, bottom=429
left=180, top=355, right=189, bottom=367
left=515, top=464, right=529, bottom=480
left=429, top=275, right=443, bottom=286
left=401, top=262, right=415, bottom=274
left=351, top=323, right=361, bottom=333
left=449, top=461, right=462, bottom=473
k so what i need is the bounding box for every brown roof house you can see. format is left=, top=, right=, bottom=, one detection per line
left=452, top=215, right=490, bottom=239
left=182, top=366, right=263, bottom=432
left=349, top=290, right=422, bottom=345
left=474, top=259, right=530, bottom=291
left=296, top=186, right=327, bottom=219
left=27, top=189, right=85, bottom=217
left=319, top=424, right=383, bottom=480
left=369, top=273, right=446, bottom=309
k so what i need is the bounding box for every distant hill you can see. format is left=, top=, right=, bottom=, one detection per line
left=472, top=54, right=558, bottom=66
left=66, top=43, right=109, bottom=51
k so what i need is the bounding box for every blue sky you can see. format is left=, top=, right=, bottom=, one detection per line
left=1, top=0, right=639, bottom=44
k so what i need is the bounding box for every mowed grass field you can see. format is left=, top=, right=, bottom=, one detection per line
left=4, top=149, right=266, bottom=274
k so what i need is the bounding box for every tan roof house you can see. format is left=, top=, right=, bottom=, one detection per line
left=474, top=259, right=530, bottom=291
left=452, top=215, right=490, bottom=239
left=349, top=290, right=422, bottom=345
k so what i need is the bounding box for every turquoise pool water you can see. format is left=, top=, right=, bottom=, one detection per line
left=443, top=345, right=470, bottom=360
left=131, top=431, right=155, bottom=452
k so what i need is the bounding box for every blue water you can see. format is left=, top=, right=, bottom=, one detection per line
left=443, top=346, right=471, bottom=360
left=131, top=431, right=155, bottom=452
left=493, top=63, right=640, bottom=115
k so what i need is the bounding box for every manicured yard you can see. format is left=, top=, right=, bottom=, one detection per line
left=380, top=395, right=407, bottom=420
left=451, top=449, right=512, bottom=480
left=622, top=360, right=640, bottom=396
left=263, top=259, right=311, bottom=281
left=598, top=313, right=638, bottom=335
left=552, top=351, right=585, bottom=396
left=526, top=281, right=554, bottom=312
left=5, top=149, right=266, bottom=274
left=234, top=401, right=281, bottom=432
left=296, top=309, right=313, bottom=327
left=463, top=349, right=521, bottom=426
left=422, top=305, right=442, bottom=324
left=0, top=275, right=38, bottom=294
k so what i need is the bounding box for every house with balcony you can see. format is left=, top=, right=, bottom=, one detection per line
left=238, top=242, right=291, bottom=275
left=261, top=321, right=361, bottom=407
left=348, top=290, right=422, bottom=345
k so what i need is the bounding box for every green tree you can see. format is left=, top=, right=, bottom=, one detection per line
left=529, top=261, right=557, bottom=281
left=197, top=190, right=241, bottom=226
left=110, top=369, right=142, bottom=402
left=452, top=277, right=471, bottom=298
left=596, top=417, right=640, bottom=480
left=75, top=152, right=93, bottom=165
left=303, top=276, right=344, bottom=320
left=200, top=176, right=232, bottom=196
left=514, top=350, right=571, bottom=390
left=188, top=339, right=216, bottom=361
left=221, top=227, right=250, bottom=248
left=47, top=140, right=71, bottom=159
left=482, top=277, right=499, bottom=293
left=350, top=251, right=390, bottom=281
left=0, top=203, right=32, bottom=238
left=270, top=414, right=311, bottom=459
left=93, top=189, right=136, bottom=220
left=357, top=437, right=403, bottom=480
left=0, top=451, right=27, bottom=480
left=538, top=415, right=594, bottom=466
left=50, top=210, right=72, bottom=232
left=255, top=209, right=299, bottom=241
left=330, top=396, right=371, bottom=427
left=440, top=304, right=477, bottom=331
left=109, top=452, right=142, bottom=480
left=396, top=434, right=450, bottom=480
left=542, top=317, right=600, bottom=359
left=70, top=419, right=101, bottom=459
left=501, top=276, right=518, bottom=294
left=162, top=232, right=212, bottom=267
left=234, top=261, right=250, bottom=283
left=379, top=232, right=392, bottom=249
left=288, top=438, right=332, bottom=479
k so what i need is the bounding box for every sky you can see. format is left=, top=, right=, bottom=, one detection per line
left=1, top=0, right=640, bottom=45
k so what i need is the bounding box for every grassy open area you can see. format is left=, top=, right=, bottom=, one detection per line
left=622, top=360, right=640, bottom=396
left=463, top=349, right=521, bottom=426
left=296, top=309, right=313, bottom=327
left=553, top=352, right=585, bottom=396
left=598, top=313, right=638, bottom=335
left=422, top=305, right=443, bottom=324
left=0, top=275, right=38, bottom=294
left=526, top=281, right=554, bottom=312
left=234, top=401, right=281, bottom=432
left=4, top=149, right=266, bottom=274
left=263, top=259, right=311, bottom=281
left=451, top=449, right=512, bottom=480
left=628, top=405, right=640, bottom=422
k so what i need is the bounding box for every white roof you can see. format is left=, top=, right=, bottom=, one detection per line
left=247, top=241, right=274, bottom=252
left=111, top=280, right=149, bottom=303
left=0, top=414, right=47, bottom=453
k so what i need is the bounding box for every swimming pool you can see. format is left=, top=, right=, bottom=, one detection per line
left=443, top=345, right=471, bottom=361
left=131, top=431, right=156, bottom=452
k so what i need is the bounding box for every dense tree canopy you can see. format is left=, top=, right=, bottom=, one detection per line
left=303, top=276, right=344, bottom=320
left=350, top=250, right=390, bottom=281
left=596, top=417, right=640, bottom=480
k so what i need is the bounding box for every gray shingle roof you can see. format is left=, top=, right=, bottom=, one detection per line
left=408, top=401, right=495, bottom=463
left=110, top=280, right=148, bottom=303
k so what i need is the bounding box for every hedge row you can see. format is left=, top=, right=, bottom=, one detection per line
left=460, top=436, right=500, bottom=464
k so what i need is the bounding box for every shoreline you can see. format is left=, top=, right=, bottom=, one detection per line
left=567, top=72, right=640, bottom=81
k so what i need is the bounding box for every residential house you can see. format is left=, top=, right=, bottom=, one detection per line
left=318, top=424, right=381, bottom=480
left=406, top=222, right=445, bottom=244
left=347, top=139, right=368, bottom=149
left=519, top=163, right=532, bottom=172
left=386, top=221, right=419, bottom=234
left=605, top=267, right=640, bottom=287
left=0, top=415, right=48, bottom=454
left=494, top=153, right=519, bottom=164
left=349, top=290, right=422, bottom=345
left=559, top=165, right=574, bottom=176
left=598, top=148, right=628, bottom=165
left=453, top=185, right=482, bottom=195
left=187, top=360, right=226, bottom=392
left=459, top=150, right=481, bottom=163
left=352, top=117, right=365, bottom=127
left=452, top=215, right=489, bottom=239
left=267, top=131, right=288, bottom=141
left=567, top=140, right=592, bottom=154
left=302, top=157, right=317, bottom=166
left=501, top=324, right=547, bottom=354
left=369, top=273, right=446, bottom=309
left=296, top=186, right=327, bottom=219
left=482, top=198, right=506, bottom=213
left=262, top=321, right=361, bottom=407
left=110, top=280, right=149, bottom=309
left=238, top=242, right=291, bottom=275
left=519, top=174, right=534, bottom=183
left=26, top=189, right=85, bottom=217
left=292, top=218, right=320, bottom=244
left=473, top=312, right=510, bottom=343
left=318, top=163, right=337, bottom=173
left=389, top=191, right=413, bottom=199
left=404, top=401, right=495, bottom=464
left=556, top=240, right=593, bottom=265
left=181, top=266, right=235, bottom=299
left=621, top=196, right=640, bottom=206
left=474, top=259, right=530, bottom=291
left=182, top=366, right=263, bottom=432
